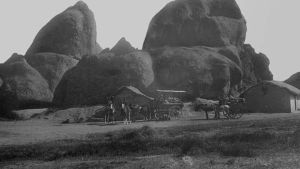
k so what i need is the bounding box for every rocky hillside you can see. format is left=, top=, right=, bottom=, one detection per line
left=26, top=1, right=101, bottom=59
left=0, top=0, right=273, bottom=109
left=0, top=54, right=53, bottom=108
left=0, top=1, right=101, bottom=109
left=53, top=43, right=154, bottom=107
left=143, top=0, right=272, bottom=98
left=285, top=72, right=300, bottom=89
left=239, top=44, right=273, bottom=88
left=143, top=0, right=246, bottom=50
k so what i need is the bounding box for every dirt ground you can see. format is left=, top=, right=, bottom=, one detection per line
left=2, top=112, right=300, bottom=169
left=2, top=152, right=300, bottom=169
left=0, top=112, right=299, bottom=146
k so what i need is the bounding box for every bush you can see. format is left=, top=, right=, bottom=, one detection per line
left=0, top=127, right=272, bottom=162
left=216, top=130, right=275, bottom=143
left=217, top=142, right=257, bottom=157
left=105, top=126, right=156, bottom=153
left=178, top=135, right=206, bottom=155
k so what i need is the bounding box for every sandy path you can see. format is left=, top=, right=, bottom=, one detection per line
left=0, top=113, right=300, bottom=146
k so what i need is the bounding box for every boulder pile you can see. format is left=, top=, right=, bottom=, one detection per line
left=0, top=0, right=273, bottom=109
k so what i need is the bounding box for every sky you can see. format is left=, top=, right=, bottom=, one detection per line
left=0, top=0, right=299, bottom=81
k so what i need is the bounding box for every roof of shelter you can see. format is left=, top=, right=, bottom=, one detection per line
left=114, top=86, right=154, bottom=100
left=242, top=80, right=300, bottom=96
left=157, top=89, right=187, bottom=93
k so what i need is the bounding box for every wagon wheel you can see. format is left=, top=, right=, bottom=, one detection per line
left=168, top=106, right=180, bottom=119
left=220, top=107, right=230, bottom=119
left=225, top=108, right=243, bottom=119
left=153, top=110, right=160, bottom=121
left=161, top=110, right=171, bottom=121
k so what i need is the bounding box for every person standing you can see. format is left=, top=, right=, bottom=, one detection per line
left=121, top=102, right=127, bottom=124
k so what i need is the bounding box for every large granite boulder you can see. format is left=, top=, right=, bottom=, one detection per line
left=210, top=45, right=241, bottom=66
left=149, top=46, right=242, bottom=99
left=285, top=72, right=300, bottom=89
left=26, top=53, right=79, bottom=92
left=240, top=44, right=273, bottom=88
left=26, top=1, right=101, bottom=59
left=0, top=80, right=17, bottom=118
left=110, top=37, right=135, bottom=56
left=0, top=54, right=53, bottom=108
left=0, top=77, right=3, bottom=88
left=143, top=0, right=246, bottom=50
left=53, top=50, right=154, bottom=107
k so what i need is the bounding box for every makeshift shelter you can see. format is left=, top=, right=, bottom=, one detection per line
left=241, top=81, right=300, bottom=113
left=113, top=86, right=154, bottom=106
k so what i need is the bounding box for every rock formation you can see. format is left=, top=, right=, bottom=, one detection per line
left=110, top=37, right=135, bottom=56
left=53, top=50, right=154, bottom=107
left=26, top=1, right=101, bottom=59
left=143, top=0, right=246, bottom=50
left=239, top=44, right=273, bottom=88
left=1, top=0, right=275, bottom=108
left=285, top=72, right=300, bottom=89
left=26, top=53, right=79, bottom=92
left=149, top=46, right=242, bottom=98
left=0, top=77, right=3, bottom=88
left=0, top=54, right=53, bottom=108
left=26, top=53, right=78, bottom=92
left=142, top=0, right=272, bottom=98
left=0, top=80, right=18, bottom=118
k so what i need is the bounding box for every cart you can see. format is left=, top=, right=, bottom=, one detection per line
left=151, top=90, right=186, bottom=121
left=194, top=97, right=245, bottom=120
left=222, top=97, right=245, bottom=119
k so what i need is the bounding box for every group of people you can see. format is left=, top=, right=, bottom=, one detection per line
left=105, top=97, right=145, bottom=125
left=214, top=96, right=230, bottom=119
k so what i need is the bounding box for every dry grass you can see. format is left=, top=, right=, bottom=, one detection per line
left=2, top=113, right=300, bottom=168
left=1, top=122, right=299, bottom=163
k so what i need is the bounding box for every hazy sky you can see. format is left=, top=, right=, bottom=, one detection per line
left=0, top=0, right=299, bottom=81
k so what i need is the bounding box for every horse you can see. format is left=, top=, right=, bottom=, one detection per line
left=101, top=100, right=115, bottom=124
left=137, top=105, right=151, bottom=121
left=194, top=98, right=222, bottom=120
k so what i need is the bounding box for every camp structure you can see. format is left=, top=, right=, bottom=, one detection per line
left=112, top=86, right=154, bottom=106
left=241, top=81, right=300, bottom=113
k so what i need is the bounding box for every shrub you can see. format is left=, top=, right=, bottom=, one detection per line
left=178, top=135, right=206, bottom=155
left=216, top=130, right=275, bottom=143
left=217, top=142, right=257, bottom=157
left=105, top=126, right=156, bottom=153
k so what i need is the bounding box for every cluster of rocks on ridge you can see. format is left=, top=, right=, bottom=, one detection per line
left=53, top=38, right=154, bottom=107
left=143, top=0, right=272, bottom=98
left=285, top=72, right=300, bottom=90
left=0, top=0, right=273, bottom=109
left=0, top=1, right=100, bottom=109
left=26, top=1, right=101, bottom=59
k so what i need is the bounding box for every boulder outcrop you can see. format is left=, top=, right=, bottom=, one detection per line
left=0, top=54, right=53, bottom=108
left=0, top=77, right=3, bottom=88
left=239, top=44, right=273, bottom=88
left=149, top=46, right=242, bottom=99
left=26, top=1, right=101, bottom=58
left=53, top=50, right=154, bottom=107
left=26, top=52, right=79, bottom=92
left=143, top=0, right=246, bottom=50
left=285, top=72, right=300, bottom=89
left=143, top=0, right=272, bottom=98
left=0, top=0, right=275, bottom=108
left=110, top=37, right=135, bottom=56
